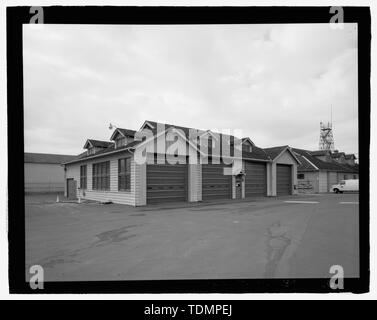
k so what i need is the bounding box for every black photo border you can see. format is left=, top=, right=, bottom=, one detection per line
left=7, top=6, right=370, bottom=294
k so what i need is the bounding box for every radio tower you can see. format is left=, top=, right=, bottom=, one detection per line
left=319, top=107, right=335, bottom=150
left=319, top=122, right=335, bottom=150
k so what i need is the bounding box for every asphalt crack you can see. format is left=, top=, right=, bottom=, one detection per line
left=264, top=221, right=292, bottom=278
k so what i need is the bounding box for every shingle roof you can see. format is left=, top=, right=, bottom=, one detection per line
left=85, top=139, right=114, bottom=148
left=73, top=140, right=142, bottom=162
left=25, top=153, right=76, bottom=164
left=242, top=147, right=270, bottom=161
left=67, top=120, right=271, bottom=164
left=117, top=128, right=136, bottom=137
left=293, top=153, right=318, bottom=171
left=143, top=120, right=270, bottom=161
left=292, top=148, right=358, bottom=173
left=263, top=146, right=289, bottom=160
left=310, top=150, right=330, bottom=156
left=345, top=154, right=356, bottom=160
left=331, top=152, right=346, bottom=158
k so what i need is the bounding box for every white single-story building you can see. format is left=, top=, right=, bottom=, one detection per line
left=63, top=121, right=300, bottom=205
left=292, top=148, right=359, bottom=193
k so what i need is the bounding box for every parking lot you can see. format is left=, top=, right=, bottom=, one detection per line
left=25, top=193, right=359, bottom=281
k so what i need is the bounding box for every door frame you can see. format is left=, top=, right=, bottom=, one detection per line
left=66, top=178, right=76, bottom=199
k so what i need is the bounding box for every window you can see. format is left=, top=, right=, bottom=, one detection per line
left=353, top=175, right=357, bottom=179
left=116, top=137, right=126, bottom=148
left=242, top=144, right=252, bottom=152
left=118, top=158, right=131, bottom=191
left=344, top=175, right=348, bottom=180
left=297, top=173, right=305, bottom=179
left=92, top=161, right=110, bottom=190
left=80, top=165, right=87, bottom=189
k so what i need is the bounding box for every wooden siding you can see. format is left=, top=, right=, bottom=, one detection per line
left=65, top=152, right=136, bottom=205
left=318, top=171, right=328, bottom=193
left=328, top=171, right=338, bottom=192
left=297, top=171, right=319, bottom=193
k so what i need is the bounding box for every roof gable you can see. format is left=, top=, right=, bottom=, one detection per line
left=110, top=128, right=136, bottom=141
left=264, top=146, right=300, bottom=164
left=293, top=148, right=357, bottom=172
left=84, top=139, right=113, bottom=149
left=345, top=154, right=356, bottom=160
left=242, top=137, right=255, bottom=147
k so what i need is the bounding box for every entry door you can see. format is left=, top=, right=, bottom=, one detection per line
left=67, top=178, right=77, bottom=200
left=235, top=175, right=243, bottom=199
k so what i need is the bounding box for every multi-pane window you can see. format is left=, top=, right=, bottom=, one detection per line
left=297, top=173, right=305, bottom=179
left=92, top=161, right=110, bottom=190
left=118, top=158, right=131, bottom=191
left=80, top=165, right=87, bottom=189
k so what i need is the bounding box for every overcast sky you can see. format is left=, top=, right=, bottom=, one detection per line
left=23, top=23, right=358, bottom=156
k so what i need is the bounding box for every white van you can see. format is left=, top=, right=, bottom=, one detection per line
left=331, top=179, right=359, bottom=193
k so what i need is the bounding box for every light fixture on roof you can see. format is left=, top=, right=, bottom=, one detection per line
left=109, top=123, right=118, bottom=130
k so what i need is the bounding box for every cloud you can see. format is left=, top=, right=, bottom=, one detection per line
left=23, top=23, right=358, bottom=155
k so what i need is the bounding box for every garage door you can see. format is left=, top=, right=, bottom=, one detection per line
left=146, top=164, right=187, bottom=204
left=245, top=161, right=267, bottom=197
left=202, top=164, right=232, bottom=200
left=328, top=171, right=338, bottom=192
left=276, top=164, right=292, bottom=195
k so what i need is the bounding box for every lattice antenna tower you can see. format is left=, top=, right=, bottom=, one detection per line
left=319, top=121, right=335, bottom=150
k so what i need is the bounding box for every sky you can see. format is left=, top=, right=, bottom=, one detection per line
left=23, top=23, right=358, bottom=156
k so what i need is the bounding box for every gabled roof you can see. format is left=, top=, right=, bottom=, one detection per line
left=84, top=139, right=114, bottom=149
left=242, top=147, right=270, bottom=161
left=25, top=152, right=76, bottom=164
left=64, top=140, right=142, bottom=165
left=293, top=153, right=318, bottom=171
left=242, top=137, right=255, bottom=146
left=331, top=152, right=346, bottom=158
left=67, top=120, right=271, bottom=165
left=292, top=148, right=357, bottom=173
left=263, top=145, right=300, bottom=164
left=140, top=120, right=192, bottom=136
left=345, top=154, right=356, bottom=160
left=263, top=146, right=288, bottom=160
left=110, top=128, right=137, bottom=141
left=140, top=120, right=270, bottom=161
left=199, top=130, right=220, bottom=141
